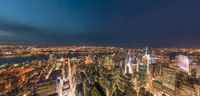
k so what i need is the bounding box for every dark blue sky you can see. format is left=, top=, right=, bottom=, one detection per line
left=0, top=0, right=199, bottom=47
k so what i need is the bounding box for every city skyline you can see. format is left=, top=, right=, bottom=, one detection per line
left=0, top=0, right=200, bottom=47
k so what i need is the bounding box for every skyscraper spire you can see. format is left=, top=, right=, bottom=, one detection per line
left=145, top=46, right=148, bottom=55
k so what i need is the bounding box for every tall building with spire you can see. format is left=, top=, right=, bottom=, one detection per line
left=142, top=46, right=159, bottom=74
left=142, top=46, right=151, bottom=74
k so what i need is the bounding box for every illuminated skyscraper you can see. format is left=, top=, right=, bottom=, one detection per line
left=142, top=46, right=159, bottom=74
left=124, top=52, right=133, bottom=75
left=136, top=58, right=140, bottom=72
left=56, top=77, right=63, bottom=96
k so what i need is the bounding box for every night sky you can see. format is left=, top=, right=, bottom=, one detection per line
left=0, top=0, right=200, bottom=47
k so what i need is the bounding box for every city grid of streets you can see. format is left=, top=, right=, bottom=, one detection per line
left=0, top=45, right=200, bottom=96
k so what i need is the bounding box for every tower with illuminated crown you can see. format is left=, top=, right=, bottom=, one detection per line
left=142, top=46, right=151, bottom=74
left=142, top=46, right=159, bottom=74
left=124, top=52, right=133, bottom=75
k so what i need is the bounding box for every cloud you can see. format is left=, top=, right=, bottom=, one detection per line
left=0, top=18, right=72, bottom=44
left=0, top=18, right=43, bottom=40
left=0, top=18, right=104, bottom=45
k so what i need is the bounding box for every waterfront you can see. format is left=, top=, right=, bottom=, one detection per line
left=0, top=52, right=83, bottom=65
left=0, top=54, right=48, bottom=65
